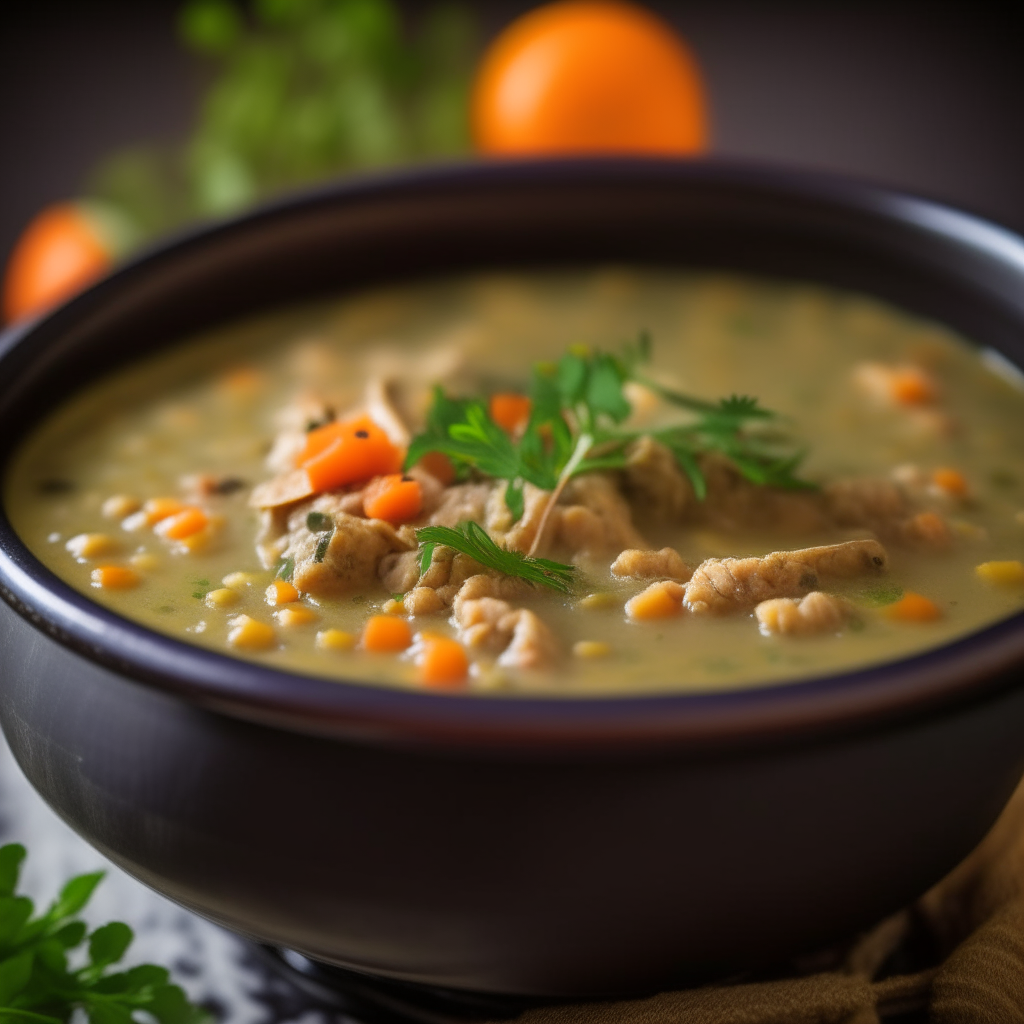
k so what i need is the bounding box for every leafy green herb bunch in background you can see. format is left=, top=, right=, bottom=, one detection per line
left=0, top=844, right=210, bottom=1024
left=89, top=0, right=479, bottom=238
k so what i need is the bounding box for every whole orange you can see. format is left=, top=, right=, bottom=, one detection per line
left=472, top=0, right=708, bottom=156
left=2, top=202, right=127, bottom=324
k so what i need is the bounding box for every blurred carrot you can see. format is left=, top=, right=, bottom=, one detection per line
left=490, top=393, right=532, bottom=434
left=472, top=1, right=708, bottom=156
left=361, top=615, right=413, bottom=652
left=299, top=415, right=404, bottom=492
left=417, top=634, right=469, bottom=687
left=363, top=474, right=423, bottom=523
left=2, top=201, right=137, bottom=323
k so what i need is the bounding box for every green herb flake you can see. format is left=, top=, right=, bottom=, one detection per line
left=313, top=532, right=332, bottom=563
left=0, top=841, right=210, bottom=1024
left=191, top=591, right=207, bottom=601
left=276, top=557, right=294, bottom=582
left=415, top=522, right=578, bottom=593
left=860, top=583, right=905, bottom=608
left=306, top=511, right=331, bottom=532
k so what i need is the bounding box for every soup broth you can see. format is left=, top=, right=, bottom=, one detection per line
left=7, top=270, right=1024, bottom=694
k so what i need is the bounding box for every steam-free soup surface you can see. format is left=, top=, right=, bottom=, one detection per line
left=7, top=270, right=1024, bottom=694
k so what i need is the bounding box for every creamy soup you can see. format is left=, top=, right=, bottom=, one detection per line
left=6, top=270, right=1024, bottom=694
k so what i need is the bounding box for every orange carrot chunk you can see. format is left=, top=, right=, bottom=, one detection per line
left=155, top=506, right=209, bottom=540
left=889, top=368, right=936, bottom=406
left=885, top=591, right=942, bottom=622
left=299, top=414, right=403, bottom=492
left=361, top=615, right=413, bottom=653
left=143, top=497, right=185, bottom=524
left=418, top=635, right=469, bottom=687
left=363, top=474, right=423, bottom=523
left=490, top=393, right=532, bottom=434
left=417, top=451, right=456, bottom=486
left=932, top=467, right=969, bottom=497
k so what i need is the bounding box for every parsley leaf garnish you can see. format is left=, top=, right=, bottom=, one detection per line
left=0, top=842, right=210, bottom=1024
left=415, top=523, right=578, bottom=593
left=404, top=334, right=813, bottom=518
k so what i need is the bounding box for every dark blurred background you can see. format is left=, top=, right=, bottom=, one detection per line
left=2, top=1, right=1023, bottom=263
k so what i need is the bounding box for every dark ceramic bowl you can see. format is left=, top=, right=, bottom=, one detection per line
left=2, top=161, right=1024, bottom=999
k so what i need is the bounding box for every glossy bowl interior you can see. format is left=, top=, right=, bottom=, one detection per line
left=2, top=160, right=1024, bottom=996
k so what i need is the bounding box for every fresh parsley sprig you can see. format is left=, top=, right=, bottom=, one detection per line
left=403, top=335, right=813, bottom=520
left=0, top=843, right=209, bottom=1024
left=415, top=523, right=577, bottom=593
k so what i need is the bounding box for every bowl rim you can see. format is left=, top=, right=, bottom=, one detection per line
left=2, top=156, right=1024, bottom=752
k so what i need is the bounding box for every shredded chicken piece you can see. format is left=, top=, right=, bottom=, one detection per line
left=697, top=454, right=830, bottom=534
left=611, top=547, right=691, bottom=581
left=824, top=479, right=951, bottom=549
left=900, top=510, right=954, bottom=550
left=684, top=539, right=888, bottom=615
left=557, top=473, right=648, bottom=557
left=499, top=608, right=561, bottom=669
left=624, top=436, right=692, bottom=522
left=254, top=506, right=292, bottom=569
left=249, top=469, right=316, bottom=509
left=487, top=483, right=557, bottom=555
left=451, top=573, right=532, bottom=617
left=365, top=375, right=412, bottom=447
left=456, top=593, right=559, bottom=669
left=284, top=510, right=415, bottom=598
left=402, top=586, right=445, bottom=617
left=755, top=592, right=853, bottom=636
left=429, top=482, right=493, bottom=529
left=378, top=550, right=422, bottom=594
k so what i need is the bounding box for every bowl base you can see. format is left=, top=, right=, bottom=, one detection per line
left=255, top=947, right=549, bottom=1024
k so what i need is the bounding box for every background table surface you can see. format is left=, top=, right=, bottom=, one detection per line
left=1, top=3, right=1022, bottom=1022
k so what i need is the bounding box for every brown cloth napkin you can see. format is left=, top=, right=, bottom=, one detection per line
left=497, top=777, right=1024, bottom=1024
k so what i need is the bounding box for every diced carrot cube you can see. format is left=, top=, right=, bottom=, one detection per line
left=363, top=474, right=423, bottom=523
left=265, top=579, right=299, bottom=605
left=219, top=367, right=264, bottom=398
left=908, top=511, right=952, bottom=548
left=890, top=367, right=937, bottom=405
left=489, top=393, right=532, bottom=434
left=417, top=451, right=456, bottom=485
left=154, top=506, right=209, bottom=540
left=932, top=467, right=969, bottom=497
left=625, top=581, right=685, bottom=620
left=884, top=592, right=942, bottom=622
left=361, top=615, right=412, bottom=653
left=90, top=565, right=140, bottom=590
left=142, top=497, right=185, bottom=524
left=299, top=414, right=403, bottom=492
left=417, top=635, right=469, bottom=687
